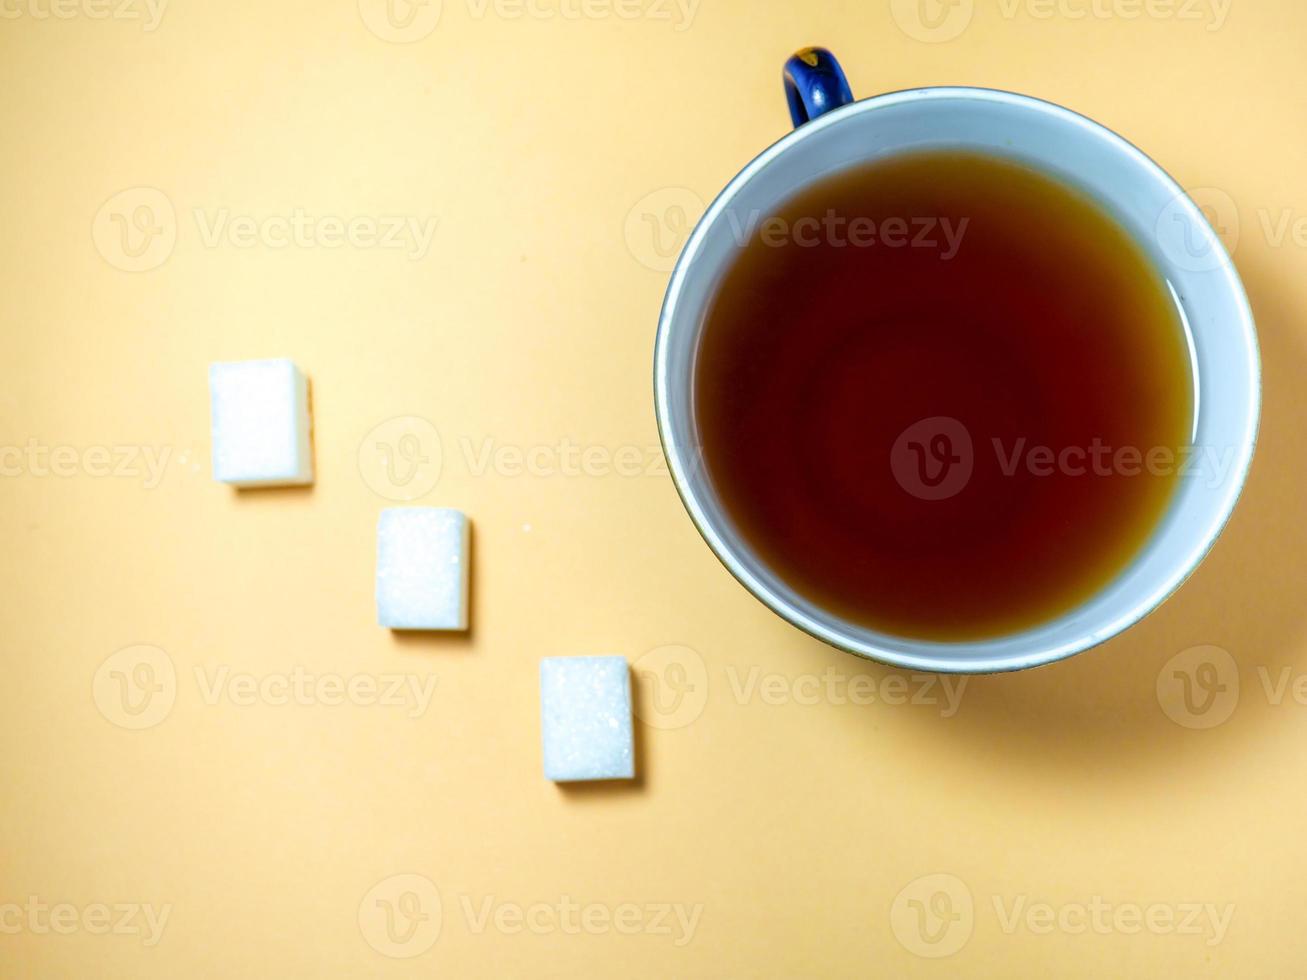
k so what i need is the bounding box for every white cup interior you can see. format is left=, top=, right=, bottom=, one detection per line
left=654, top=87, right=1261, bottom=674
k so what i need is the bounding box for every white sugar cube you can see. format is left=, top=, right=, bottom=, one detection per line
left=376, top=508, right=470, bottom=630
left=540, top=656, right=634, bottom=782
left=209, top=359, right=313, bottom=487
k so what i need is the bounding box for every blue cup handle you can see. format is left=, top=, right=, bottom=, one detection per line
left=783, top=47, right=854, bottom=128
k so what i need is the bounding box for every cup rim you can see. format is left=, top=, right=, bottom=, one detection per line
left=653, top=85, right=1262, bottom=674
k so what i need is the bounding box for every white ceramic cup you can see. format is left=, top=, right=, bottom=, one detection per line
left=653, top=50, right=1260, bottom=673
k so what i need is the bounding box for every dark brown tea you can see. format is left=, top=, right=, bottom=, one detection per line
left=693, top=151, right=1193, bottom=641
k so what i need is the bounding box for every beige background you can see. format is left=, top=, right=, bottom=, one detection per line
left=1, top=0, right=1304, bottom=975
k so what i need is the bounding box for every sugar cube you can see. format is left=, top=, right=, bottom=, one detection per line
left=209, top=359, right=313, bottom=487
left=540, top=656, right=634, bottom=782
left=376, top=508, right=470, bottom=630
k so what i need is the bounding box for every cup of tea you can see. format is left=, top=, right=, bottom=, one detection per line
left=653, top=48, right=1260, bottom=673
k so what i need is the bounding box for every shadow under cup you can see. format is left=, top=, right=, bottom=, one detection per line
left=654, top=88, right=1260, bottom=674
